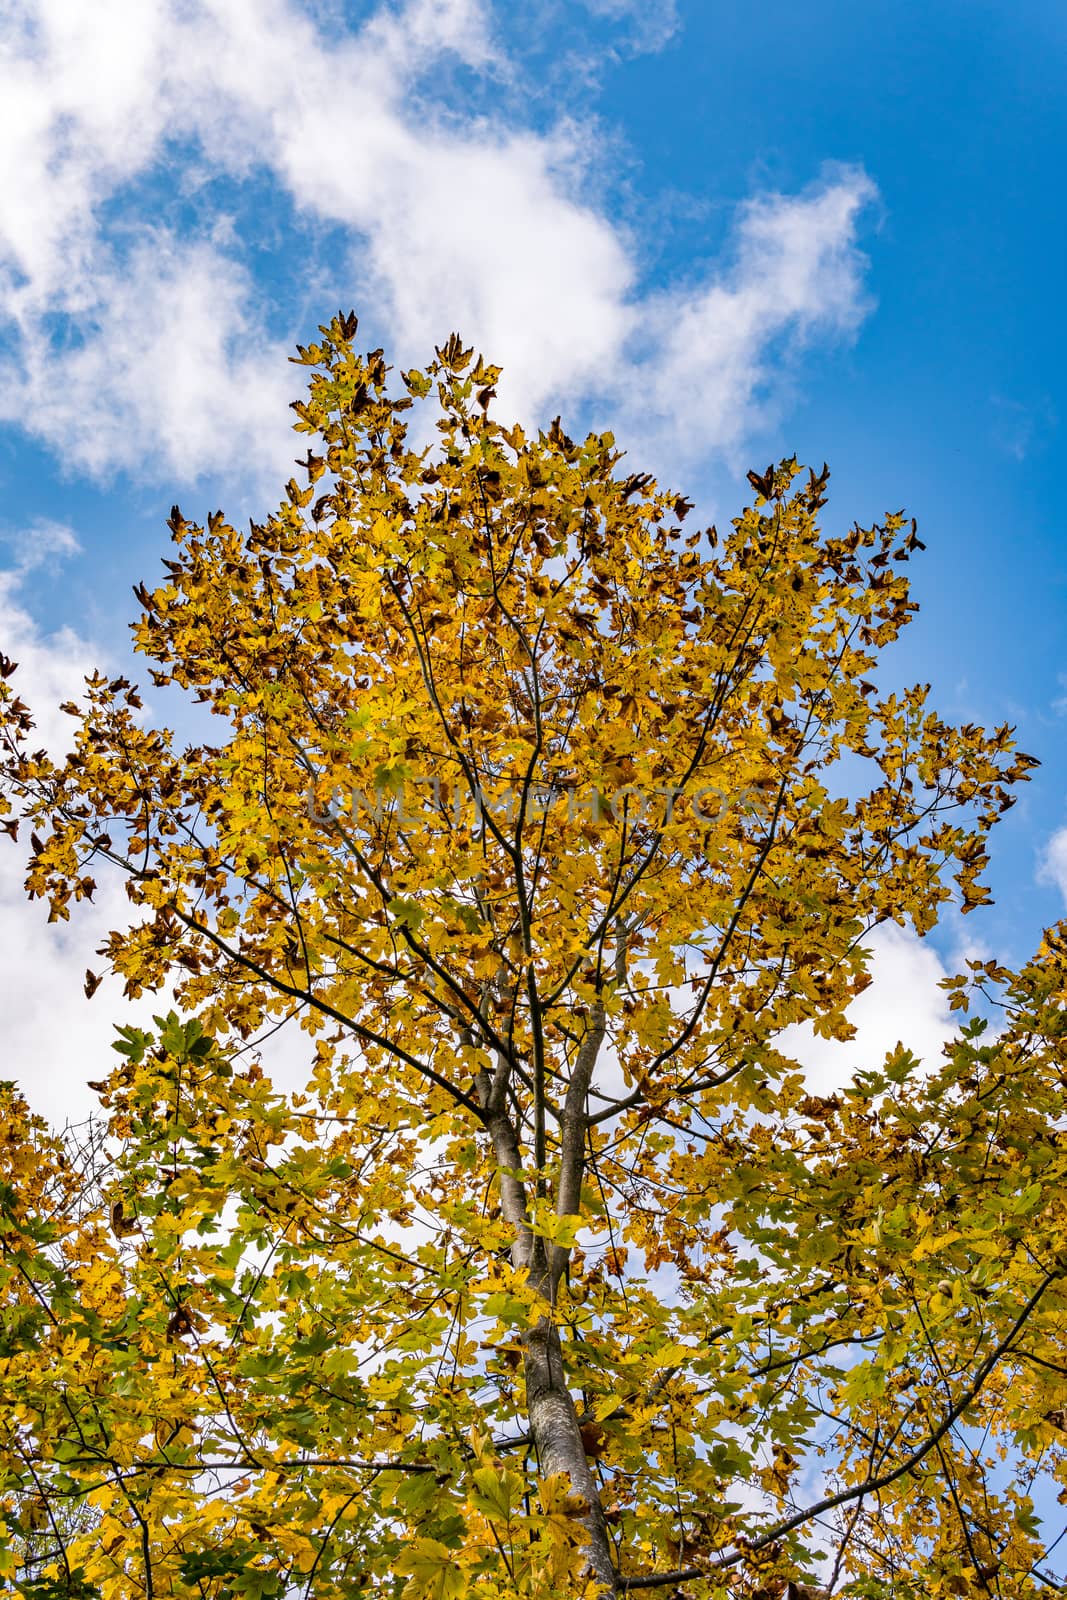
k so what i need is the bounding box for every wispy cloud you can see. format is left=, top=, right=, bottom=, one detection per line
left=623, top=167, right=877, bottom=467
left=989, top=392, right=1057, bottom=462
left=577, top=0, right=680, bottom=54
left=0, top=517, right=79, bottom=575
left=0, top=0, right=877, bottom=490
left=1039, top=826, right=1067, bottom=905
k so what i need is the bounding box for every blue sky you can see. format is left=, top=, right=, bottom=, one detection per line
left=0, top=0, right=1064, bottom=1121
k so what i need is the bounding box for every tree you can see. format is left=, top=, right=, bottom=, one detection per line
left=0, top=312, right=1063, bottom=1598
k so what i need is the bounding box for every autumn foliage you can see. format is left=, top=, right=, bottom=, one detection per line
left=2, top=315, right=1067, bottom=1597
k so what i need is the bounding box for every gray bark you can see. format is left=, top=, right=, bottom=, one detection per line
left=477, top=1074, right=617, bottom=1596
left=524, top=1310, right=616, bottom=1595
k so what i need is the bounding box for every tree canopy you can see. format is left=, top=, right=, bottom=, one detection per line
left=2, top=314, right=1065, bottom=1599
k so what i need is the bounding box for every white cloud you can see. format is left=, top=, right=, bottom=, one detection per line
left=0, top=2, right=170, bottom=309
left=585, top=921, right=958, bottom=1113
left=624, top=168, right=877, bottom=467
left=0, top=0, right=877, bottom=489
left=0, top=547, right=93, bottom=756
left=6, top=235, right=294, bottom=482
left=0, top=517, right=80, bottom=575
left=1039, top=826, right=1067, bottom=905
left=781, top=922, right=955, bottom=1095
left=0, top=559, right=138, bottom=1127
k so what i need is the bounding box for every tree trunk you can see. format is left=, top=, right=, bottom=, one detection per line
left=479, top=1084, right=617, bottom=1594
left=524, top=1310, right=617, bottom=1596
